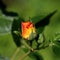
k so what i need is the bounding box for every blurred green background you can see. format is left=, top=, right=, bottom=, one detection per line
left=0, top=0, right=60, bottom=60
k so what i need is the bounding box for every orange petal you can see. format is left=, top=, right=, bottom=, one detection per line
left=21, top=22, right=36, bottom=40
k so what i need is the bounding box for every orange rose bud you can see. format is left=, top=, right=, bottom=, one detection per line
left=21, top=21, right=36, bottom=40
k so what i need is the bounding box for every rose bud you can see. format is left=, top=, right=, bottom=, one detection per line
left=21, top=21, right=37, bottom=40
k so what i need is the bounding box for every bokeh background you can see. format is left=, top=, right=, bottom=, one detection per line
left=0, top=0, right=60, bottom=60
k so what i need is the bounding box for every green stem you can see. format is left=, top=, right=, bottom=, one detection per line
left=19, top=44, right=49, bottom=60
left=19, top=51, right=31, bottom=60
left=11, top=48, right=20, bottom=60
left=21, top=40, right=34, bottom=51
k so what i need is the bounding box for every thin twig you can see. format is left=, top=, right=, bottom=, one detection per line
left=19, top=51, right=31, bottom=60
left=21, top=40, right=34, bottom=51
left=11, top=48, right=20, bottom=60
left=19, top=44, right=49, bottom=60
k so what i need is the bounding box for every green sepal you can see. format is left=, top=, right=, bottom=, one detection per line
left=31, top=40, right=37, bottom=49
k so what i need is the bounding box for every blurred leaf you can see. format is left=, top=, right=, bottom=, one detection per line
left=11, top=17, right=24, bottom=47
left=0, top=17, right=12, bottom=35
left=29, top=52, right=43, bottom=60
left=31, top=15, right=43, bottom=24
left=52, top=34, right=60, bottom=57
left=52, top=44, right=60, bottom=57
left=0, top=54, right=10, bottom=60
left=35, top=10, right=57, bottom=28
left=33, top=10, right=57, bottom=34
left=0, top=34, right=16, bottom=59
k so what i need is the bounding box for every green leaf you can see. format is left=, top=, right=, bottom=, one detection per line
left=0, top=55, right=9, bottom=60
left=52, top=34, right=60, bottom=57
left=0, top=17, right=12, bottom=34
left=29, top=52, right=43, bottom=60
left=32, top=10, right=57, bottom=34
left=11, top=17, right=24, bottom=47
